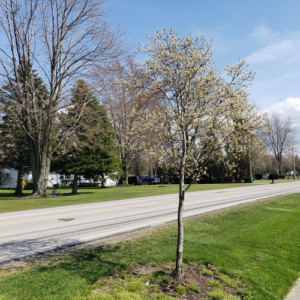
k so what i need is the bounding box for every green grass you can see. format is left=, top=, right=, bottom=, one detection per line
left=0, top=182, right=265, bottom=213
left=0, top=193, right=300, bottom=299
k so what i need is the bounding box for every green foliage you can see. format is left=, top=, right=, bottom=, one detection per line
left=0, top=65, right=50, bottom=194
left=51, top=80, right=120, bottom=192
left=0, top=108, right=31, bottom=194
left=269, top=172, right=279, bottom=180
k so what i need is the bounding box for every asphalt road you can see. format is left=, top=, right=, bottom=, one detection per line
left=1, top=182, right=300, bottom=263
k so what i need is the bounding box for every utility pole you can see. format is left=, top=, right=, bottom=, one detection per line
left=292, top=147, right=296, bottom=180
left=249, top=141, right=253, bottom=183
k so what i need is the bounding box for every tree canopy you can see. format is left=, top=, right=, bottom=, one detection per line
left=51, top=80, right=119, bottom=194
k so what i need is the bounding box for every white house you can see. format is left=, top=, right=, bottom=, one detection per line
left=0, top=169, right=119, bottom=189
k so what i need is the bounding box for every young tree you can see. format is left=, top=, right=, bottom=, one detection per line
left=265, top=114, right=295, bottom=175
left=52, top=80, right=119, bottom=194
left=135, top=29, right=254, bottom=279
left=0, top=0, right=123, bottom=195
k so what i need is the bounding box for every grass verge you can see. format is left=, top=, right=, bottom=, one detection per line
left=0, top=182, right=275, bottom=213
left=0, top=193, right=300, bottom=299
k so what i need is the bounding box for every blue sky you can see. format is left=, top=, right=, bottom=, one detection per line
left=107, top=0, right=300, bottom=139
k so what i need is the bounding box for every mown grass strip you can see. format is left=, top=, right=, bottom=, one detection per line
left=0, top=193, right=299, bottom=299
left=0, top=182, right=264, bottom=213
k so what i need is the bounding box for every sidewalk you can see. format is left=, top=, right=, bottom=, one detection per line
left=285, top=277, right=300, bottom=300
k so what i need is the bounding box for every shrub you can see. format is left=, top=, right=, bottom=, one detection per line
left=24, top=181, right=34, bottom=190
left=22, top=180, right=26, bottom=190
left=254, top=173, right=263, bottom=180
left=268, top=173, right=279, bottom=180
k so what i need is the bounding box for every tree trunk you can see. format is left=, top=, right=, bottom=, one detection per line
left=14, top=169, right=24, bottom=196
left=122, top=155, right=129, bottom=184
left=174, top=158, right=186, bottom=280
left=278, top=161, right=282, bottom=176
left=72, top=174, right=78, bottom=194
left=27, top=135, right=52, bottom=195
left=31, top=154, right=52, bottom=195
left=149, top=158, right=154, bottom=178
left=101, top=175, right=105, bottom=188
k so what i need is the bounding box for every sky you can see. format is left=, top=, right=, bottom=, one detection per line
left=106, top=0, right=300, bottom=144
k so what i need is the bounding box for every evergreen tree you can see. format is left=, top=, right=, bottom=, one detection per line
left=0, top=66, right=48, bottom=195
left=0, top=113, right=31, bottom=195
left=52, top=80, right=119, bottom=194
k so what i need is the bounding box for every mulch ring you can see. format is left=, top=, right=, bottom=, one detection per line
left=95, top=262, right=246, bottom=299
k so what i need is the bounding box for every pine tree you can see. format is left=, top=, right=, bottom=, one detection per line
left=52, top=80, right=119, bottom=194
left=0, top=112, right=31, bottom=195
left=0, top=66, right=48, bottom=195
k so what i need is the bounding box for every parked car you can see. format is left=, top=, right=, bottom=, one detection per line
left=262, top=173, right=270, bottom=179
left=128, top=176, right=142, bottom=185
left=139, top=175, right=161, bottom=185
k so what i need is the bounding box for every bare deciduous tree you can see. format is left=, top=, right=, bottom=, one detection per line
left=98, top=58, right=155, bottom=183
left=0, top=0, right=123, bottom=194
left=265, top=114, right=295, bottom=175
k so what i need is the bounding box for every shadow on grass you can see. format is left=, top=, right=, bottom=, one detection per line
left=0, top=191, right=96, bottom=200
left=36, top=245, right=128, bottom=284
left=0, top=192, right=34, bottom=199
left=59, top=192, right=95, bottom=196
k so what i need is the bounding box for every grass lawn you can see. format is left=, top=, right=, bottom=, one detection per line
left=0, top=193, right=299, bottom=299
left=0, top=181, right=277, bottom=214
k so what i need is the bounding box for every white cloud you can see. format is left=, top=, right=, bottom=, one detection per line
left=245, top=26, right=300, bottom=108
left=267, top=97, right=300, bottom=118
left=246, top=38, right=300, bottom=65
left=248, top=26, right=279, bottom=44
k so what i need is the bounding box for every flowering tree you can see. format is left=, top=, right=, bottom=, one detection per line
left=137, top=29, right=255, bottom=279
